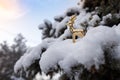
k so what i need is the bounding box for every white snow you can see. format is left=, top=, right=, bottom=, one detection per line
left=75, top=10, right=91, bottom=28
left=14, top=41, right=48, bottom=73
left=88, top=15, right=100, bottom=26
left=39, top=23, right=46, bottom=29
left=114, top=23, right=120, bottom=38
left=39, top=26, right=120, bottom=73
left=58, top=29, right=71, bottom=40
left=100, top=14, right=112, bottom=25
left=113, top=23, right=120, bottom=59
left=14, top=6, right=120, bottom=77
left=11, top=76, right=25, bottom=80
left=54, top=16, right=69, bottom=37
left=54, top=14, right=66, bottom=22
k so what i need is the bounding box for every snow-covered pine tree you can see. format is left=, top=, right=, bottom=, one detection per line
left=14, top=0, right=120, bottom=80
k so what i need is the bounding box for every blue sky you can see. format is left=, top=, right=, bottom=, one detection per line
left=0, top=0, right=78, bottom=46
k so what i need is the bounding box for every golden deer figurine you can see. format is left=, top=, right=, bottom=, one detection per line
left=67, top=15, right=85, bottom=43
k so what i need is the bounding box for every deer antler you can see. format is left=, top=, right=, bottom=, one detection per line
left=66, top=15, right=76, bottom=27
left=70, top=15, right=77, bottom=22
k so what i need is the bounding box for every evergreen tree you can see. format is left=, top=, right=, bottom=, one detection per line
left=11, top=33, right=27, bottom=54
left=14, top=0, right=120, bottom=80
left=0, top=34, right=27, bottom=80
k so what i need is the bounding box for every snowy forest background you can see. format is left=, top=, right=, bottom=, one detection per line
left=0, top=34, right=27, bottom=80
left=0, top=0, right=120, bottom=80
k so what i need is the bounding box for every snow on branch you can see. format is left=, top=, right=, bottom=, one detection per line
left=14, top=25, right=120, bottom=75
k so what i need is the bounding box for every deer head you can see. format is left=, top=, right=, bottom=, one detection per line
left=66, top=15, right=77, bottom=27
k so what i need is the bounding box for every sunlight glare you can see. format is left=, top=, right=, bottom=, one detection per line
left=0, top=0, right=26, bottom=22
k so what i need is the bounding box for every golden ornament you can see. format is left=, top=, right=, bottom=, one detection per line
left=67, top=15, right=85, bottom=43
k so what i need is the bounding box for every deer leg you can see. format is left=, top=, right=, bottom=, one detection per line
left=81, top=32, right=85, bottom=37
left=80, top=34, right=84, bottom=37
left=78, top=32, right=84, bottom=38
left=72, top=33, right=76, bottom=43
left=81, top=31, right=85, bottom=36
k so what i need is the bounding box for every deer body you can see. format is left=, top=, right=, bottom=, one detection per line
left=67, top=15, right=84, bottom=43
